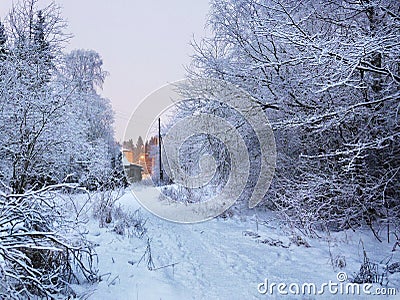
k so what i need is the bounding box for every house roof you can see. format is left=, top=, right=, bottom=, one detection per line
left=122, top=154, right=143, bottom=170
left=122, top=154, right=130, bottom=166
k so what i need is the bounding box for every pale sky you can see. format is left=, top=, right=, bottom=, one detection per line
left=0, top=0, right=210, bottom=142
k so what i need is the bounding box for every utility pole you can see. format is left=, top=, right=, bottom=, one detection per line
left=158, top=117, right=163, bottom=184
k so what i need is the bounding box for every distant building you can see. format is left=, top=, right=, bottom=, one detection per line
left=122, top=149, right=134, bottom=163
left=122, top=136, right=159, bottom=176
left=122, top=152, right=143, bottom=182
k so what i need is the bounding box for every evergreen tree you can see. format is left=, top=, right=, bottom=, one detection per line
left=33, top=10, right=52, bottom=83
left=0, top=20, right=7, bottom=60
left=136, top=136, right=144, bottom=152
left=134, top=136, right=144, bottom=163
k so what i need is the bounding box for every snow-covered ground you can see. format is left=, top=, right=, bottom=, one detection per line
left=73, top=185, right=400, bottom=299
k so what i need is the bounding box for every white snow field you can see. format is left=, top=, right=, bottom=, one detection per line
left=74, top=185, right=400, bottom=299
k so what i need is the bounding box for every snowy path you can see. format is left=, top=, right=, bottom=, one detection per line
left=83, top=186, right=400, bottom=300
left=148, top=215, right=269, bottom=299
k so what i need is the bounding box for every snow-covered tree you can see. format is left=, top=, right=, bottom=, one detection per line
left=0, top=13, right=121, bottom=191
left=0, top=1, right=104, bottom=297
left=187, top=0, right=400, bottom=238
left=0, top=0, right=69, bottom=193
left=0, top=20, right=7, bottom=59
left=61, top=49, right=122, bottom=189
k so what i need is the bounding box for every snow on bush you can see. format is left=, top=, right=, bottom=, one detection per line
left=0, top=185, right=98, bottom=299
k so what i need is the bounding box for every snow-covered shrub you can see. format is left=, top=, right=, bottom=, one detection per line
left=387, top=262, right=400, bottom=274
left=137, top=238, right=155, bottom=271
left=352, top=247, right=381, bottom=284
left=92, top=188, right=123, bottom=227
left=289, top=235, right=311, bottom=248
left=113, top=207, right=147, bottom=239
left=0, top=186, right=98, bottom=299
left=91, top=188, right=147, bottom=239
left=333, top=255, right=347, bottom=270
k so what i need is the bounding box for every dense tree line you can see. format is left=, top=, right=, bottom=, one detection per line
left=0, top=0, right=123, bottom=297
left=181, top=0, right=399, bottom=239
left=0, top=0, right=123, bottom=193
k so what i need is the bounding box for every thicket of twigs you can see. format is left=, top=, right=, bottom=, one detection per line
left=0, top=185, right=98, bottom=299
